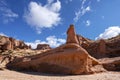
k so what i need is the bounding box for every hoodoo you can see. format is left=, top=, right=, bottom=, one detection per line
left=7, top=24, right=105, bottom=74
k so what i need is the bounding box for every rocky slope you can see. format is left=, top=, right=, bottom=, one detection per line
left=0, top=35, right=51, bottom=69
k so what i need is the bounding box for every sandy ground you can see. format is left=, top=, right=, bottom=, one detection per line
left=0, top=69, right=120, bottom=80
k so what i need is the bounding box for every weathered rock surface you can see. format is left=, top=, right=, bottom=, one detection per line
left=0, top=49, right=49, bottom=69
left=76, top=34, right=93, bottom=47
left=99, top=57, right=120, bottom=71
left=0, top=55, right=14, bottom=69
left=81, top=35, right=120, bottom=59
left=0, top=35, right=30, bottom=51
left=36, top=44, right=51, bottom=50
left=66, top=24, right=79, bottom=44
left=7, top=25, right=105, bottom=74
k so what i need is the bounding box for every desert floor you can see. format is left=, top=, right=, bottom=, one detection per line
left=0, top=69, right=120, bottom=80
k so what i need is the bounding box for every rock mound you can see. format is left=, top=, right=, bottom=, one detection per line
left=7, top=25, right=105, bottom=74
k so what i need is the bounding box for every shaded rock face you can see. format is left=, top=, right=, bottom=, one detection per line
left=0, top=35, right=30, bottom=51
left=99, top=57, right=120, bottom=71
left=0, top=55, right=14, bottom=69
left=36, top=44, right=51, bottom=50
left=7, top=25, right=105, bottom=75
left=83, top=35, right=120, bottom=58
left=76, top=34, right=93, bottom=47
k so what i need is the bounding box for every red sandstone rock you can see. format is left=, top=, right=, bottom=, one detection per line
left=7, top=25, right=104, bottom=74
left=99, top=57, right=120, bottom=71
left=0, top=35, right=30, bottom=51
left=66, top=24, right=79, bottom=44
left=0, top=55, right=14, bottom=69
left=36, top=44, right=51, bottom=50
left=83, top=35, right=120, bottom=58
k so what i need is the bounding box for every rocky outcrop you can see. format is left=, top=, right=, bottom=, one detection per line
left=0, top=35, right=30, bottom=51
left=36, top=44, right=51, bottom=50
left=82, top=35, right=120, bottom=58
left=99, top=57, right=120, bottom=71
left=76, top=34, right=93, bottom=48
left=0, top=55, right=14, bottom=69
left=7, top=25, right=105, bottom=74
left=66, top=24, right=79, bottom=44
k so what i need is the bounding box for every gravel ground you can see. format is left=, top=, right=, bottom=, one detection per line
left=0, top=69, right=120, bottom=80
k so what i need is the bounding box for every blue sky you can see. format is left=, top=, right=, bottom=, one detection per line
left=0, top=0, right=120, bottom=48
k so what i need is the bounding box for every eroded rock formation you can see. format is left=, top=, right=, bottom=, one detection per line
left=36, top=44, right=51, bottom=50
left=0, top=35, right=30, bottom=51
left=99, top=57, right=120, bottom=71
left=82, top=35, right=120, bottom=58
left=7, top=25, right=105, bottom=74
left=66, top=24, right=79, bottom=44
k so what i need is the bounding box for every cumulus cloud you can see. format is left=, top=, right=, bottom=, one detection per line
left=86, top=20, right=91, bottom=26
left=26, top=36, right=66, bottom=49
left=0, top=0, right=18, bottom=23
left=24, top=0, right=61, bottom=34
left=95, top=26, right=120, bottom=40
left=74, top=0, right=91, bottom=22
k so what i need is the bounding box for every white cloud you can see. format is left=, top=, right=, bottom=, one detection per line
left=85, top=6, right=91, bottom=11
left=74, top=0, right=91, bottom=22
left=86, top=20, right=91, bottom=26
left=102, top=16, right=105, bottom=19
left=48, top=0, right=54, bottom=4
left=97, top=0, right=101, bottom=2
left=26, top=36, right=66, bottom=49
left=0, top=0, right=18, bottom=23
left=24, top=0, right=61, bottom=34
left=0, top=32, right=7, bottom=36
left=65, top=0, right=73, bottom=4
left=26, top=40, right=41, bottom=49
left=95, top=26, right=120, bottom=40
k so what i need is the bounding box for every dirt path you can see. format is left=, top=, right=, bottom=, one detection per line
left=0, top=69, right=120, bottom=80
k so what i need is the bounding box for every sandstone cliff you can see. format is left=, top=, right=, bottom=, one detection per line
left=82, top=35, right=120, bottom=58
left=0, top=35, right=30, bottom=51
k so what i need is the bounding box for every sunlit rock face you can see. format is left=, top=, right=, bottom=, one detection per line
left=0, top=35, right=30, bottom=51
